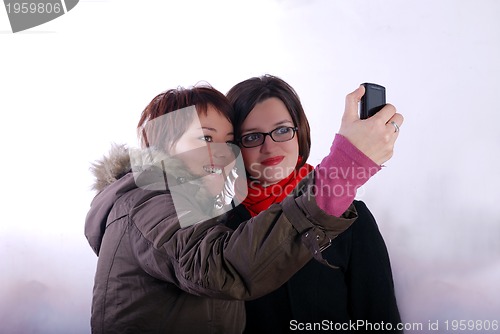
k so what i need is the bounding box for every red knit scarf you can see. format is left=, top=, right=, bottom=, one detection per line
left=242, top=163, right=314, bottom=217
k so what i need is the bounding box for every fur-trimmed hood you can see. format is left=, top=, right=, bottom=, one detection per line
left=85, top=144, right=223, bottom=255
left=90, top=144, right=204, bottom=193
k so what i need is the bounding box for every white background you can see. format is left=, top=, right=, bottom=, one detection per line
left=1, top=0, right=499, bottom=332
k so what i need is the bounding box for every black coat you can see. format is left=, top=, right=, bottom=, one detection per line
left=225, top=200, right=402, bottom=333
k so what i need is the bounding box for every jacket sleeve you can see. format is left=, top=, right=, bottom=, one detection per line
left=129, top=170, right=357, bottom=300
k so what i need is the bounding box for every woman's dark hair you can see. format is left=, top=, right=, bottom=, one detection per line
left=137, top=85, right=233, bottom=152
left=226, top=74, right=311, bottom=169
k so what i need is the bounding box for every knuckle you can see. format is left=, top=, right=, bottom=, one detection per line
left=346, top=90, right=360, bottom=103
left=385, top=103, right=396, bottom=111
left=384, top=133, right=392, bottom=143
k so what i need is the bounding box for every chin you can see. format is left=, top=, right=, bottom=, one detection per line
left=202, top=176, right=225, bottom=196
left=263, top=166, right=294, bottom=184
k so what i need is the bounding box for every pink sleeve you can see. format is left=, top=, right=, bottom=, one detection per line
left=314, top=134, right=381, bottom=217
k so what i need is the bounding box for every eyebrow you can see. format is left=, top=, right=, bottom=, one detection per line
left=200, top=127, right=234, bottom=136
left=241, top=120, right=293, bottom=134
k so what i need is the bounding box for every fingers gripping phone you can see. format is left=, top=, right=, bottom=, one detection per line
left=360, top=83, right=386, bottom=119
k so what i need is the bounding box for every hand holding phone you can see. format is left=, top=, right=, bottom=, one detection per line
left=339, top=84, right=402, bottom=165
left=360, top=83, right=386, bottom=119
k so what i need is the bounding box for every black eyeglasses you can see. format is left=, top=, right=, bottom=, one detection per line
left=239, top=126, right=298, bottom=148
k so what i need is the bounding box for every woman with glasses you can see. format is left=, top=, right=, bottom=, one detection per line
left=226, top=75, right=403, bottom=333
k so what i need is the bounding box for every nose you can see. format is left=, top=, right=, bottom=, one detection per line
left=210, top=142, right=234, bottom=160
left=259, top=135, right=277, bottom=153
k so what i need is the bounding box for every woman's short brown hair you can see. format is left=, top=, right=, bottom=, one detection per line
left=226, top=74, right=311, bottom=169
left=137, top=85, right=233, bottom=153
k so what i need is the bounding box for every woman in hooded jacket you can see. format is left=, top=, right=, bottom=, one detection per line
left=85, top=83, right=395, bottom=333
left=225, top=74, right=403, bottom=333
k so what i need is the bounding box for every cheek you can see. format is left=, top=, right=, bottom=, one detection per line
left=241, top=149, right=259, bottom=175
left=171, top=138, right=191, bottom=155
left=285, top=139, right=300, bottom=160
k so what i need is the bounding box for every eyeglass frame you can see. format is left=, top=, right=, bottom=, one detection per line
left=237, top=126, right=299, bottom=148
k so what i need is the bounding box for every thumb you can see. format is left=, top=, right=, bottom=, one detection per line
left=343, top=85, right=364, bottom=122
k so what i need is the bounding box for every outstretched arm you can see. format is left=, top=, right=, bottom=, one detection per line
left=315, top=85, right=404, bottom=216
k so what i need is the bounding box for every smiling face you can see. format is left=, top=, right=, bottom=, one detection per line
left=240, top=97, right=299, bottom=187
left=171, top=105, right=235, bottom=195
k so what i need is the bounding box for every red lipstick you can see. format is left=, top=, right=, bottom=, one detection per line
left=261, top=156, right=284, bottom=166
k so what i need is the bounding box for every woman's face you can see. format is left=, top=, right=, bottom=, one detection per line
left=171, top=105, right=235, bottom=196
left=240, top=97, right=299, bottom=187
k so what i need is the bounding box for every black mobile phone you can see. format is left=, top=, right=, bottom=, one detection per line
left=360, top=83, right=386, bottom=119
